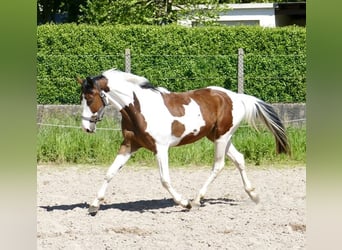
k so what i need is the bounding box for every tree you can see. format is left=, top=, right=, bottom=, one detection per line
left=79, top=0, right=157, bottom=25
left=175, top=0, right=228, bottom=26
left=79, top=0, right=228, bottom=26
left=218, top=0, right=305, bottom=2
left=37, top=0, right=86, bottom=24
left=37, top=0, right=306, bottom=25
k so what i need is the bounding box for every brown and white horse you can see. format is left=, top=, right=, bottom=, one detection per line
left=77, top=68, right=290, bottom=215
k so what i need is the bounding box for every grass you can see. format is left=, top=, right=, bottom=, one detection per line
left=37, top=116, right=306, bottom=167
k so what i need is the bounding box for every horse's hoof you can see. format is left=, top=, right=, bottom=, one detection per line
left=191, top=201, right=201, bottom=208
left=251, top=194, right=260, bottom=204
left=185, top=202, right=192, bottom=210
left=179, top=200, right=192, bottom=209
left=247, top=192, right=260, bottom=204
left=88, top=205, right=99, bottom=216
left=245, top=187, right=260, bottom=204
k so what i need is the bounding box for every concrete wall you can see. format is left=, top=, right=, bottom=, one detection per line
left=272, top=103, right=306, bottom=127
left=177, top=3, right=276, bottom=28
left=37, top=103, right=305, bottom=127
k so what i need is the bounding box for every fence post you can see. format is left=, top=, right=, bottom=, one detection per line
left=125, top=48, right=131, bottom=73
left=37, top=105, right=44, bottom=129
left=237, top=48, right=244, bottom=94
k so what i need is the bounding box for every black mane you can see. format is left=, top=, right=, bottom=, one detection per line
left=140, top=81, right=159, bottom=91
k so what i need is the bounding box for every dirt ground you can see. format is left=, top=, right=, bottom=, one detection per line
left=37, top=164, right=306, bottom=250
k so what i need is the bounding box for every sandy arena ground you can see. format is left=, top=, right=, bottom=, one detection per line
left=37, top=164, right=306, bottom=249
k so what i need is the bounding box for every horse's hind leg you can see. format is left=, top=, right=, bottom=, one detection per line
left=226, top=143, right=259, bottom=203
left=192, top=139, right=228, bottom=207
left=88, top=145, right=132, bottom=215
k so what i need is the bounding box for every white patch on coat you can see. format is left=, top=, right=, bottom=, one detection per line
left=137, top=91, right=205, bottom=147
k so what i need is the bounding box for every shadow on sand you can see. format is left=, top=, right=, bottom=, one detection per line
left=40, top=197, right=239, bottom=213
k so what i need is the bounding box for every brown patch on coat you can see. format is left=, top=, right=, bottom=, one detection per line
left=161, top=93, right=191, bottom=117
left=162, top=88, right=233, bottom=146
left=120, top=92, right=157, bottom=154
left=171, top=120, right=185, bottom=137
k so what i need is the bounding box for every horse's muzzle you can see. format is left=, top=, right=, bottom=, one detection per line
left=82, top=127, right=95, bottom=133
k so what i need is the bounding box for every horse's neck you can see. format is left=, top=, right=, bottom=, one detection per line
left=103, top=70, right=163, bottom=111
left=105, top=82, right=137, bottom=110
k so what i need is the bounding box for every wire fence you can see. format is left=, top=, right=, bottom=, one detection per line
left=37, top=49, right=306, bottom=105
left=36, top=100, right=306, bottom=131
left=36, top=49, right=307, bottom=130
left=37, top=50, right=305, bottom=82
left=37, top=117, right=306, bottom=132
left=37, top=122, right=121, bottom=131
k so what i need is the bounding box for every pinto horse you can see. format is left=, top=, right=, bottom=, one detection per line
left=77, top=68, right=290, bottom=215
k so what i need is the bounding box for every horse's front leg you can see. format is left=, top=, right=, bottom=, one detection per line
left=88, top=145, right=132, bottom=216
left=156, top=145, right=192, bottom=209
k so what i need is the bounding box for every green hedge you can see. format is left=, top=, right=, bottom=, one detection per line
left=37, top=24, right=306, bottom=104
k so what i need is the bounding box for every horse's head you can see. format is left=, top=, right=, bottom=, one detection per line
left=77, top=76, right=109, bottom=133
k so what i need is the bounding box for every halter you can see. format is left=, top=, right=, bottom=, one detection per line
left=82, top=80, right=109, bottom=123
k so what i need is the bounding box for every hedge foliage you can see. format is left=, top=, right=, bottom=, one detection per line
left=37, top=24, right=306, bottom=104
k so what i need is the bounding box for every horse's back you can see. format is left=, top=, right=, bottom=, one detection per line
left=160, top=87, right=237, bottom=143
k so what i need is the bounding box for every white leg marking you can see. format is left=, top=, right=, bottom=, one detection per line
left=227, top=143, right=259, bottom=203
left=156, top=145, right=191, bottom=209
left=193, top=139, right=228, bottom=206
left=89, top=153, right=132, bottom=214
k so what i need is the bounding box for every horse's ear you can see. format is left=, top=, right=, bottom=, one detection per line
left=76, top=77, right=83, bottom=85
left=86, top=76, right=94, bottom=86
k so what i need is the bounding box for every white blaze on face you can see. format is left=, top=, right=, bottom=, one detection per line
left=81, top=96, right=96, bottom=132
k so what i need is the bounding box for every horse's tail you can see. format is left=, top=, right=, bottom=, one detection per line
left=240, top=94, right=291, bottom=155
